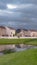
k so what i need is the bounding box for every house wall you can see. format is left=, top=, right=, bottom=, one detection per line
left=0, top=28, right=6, bottom=36
left=24, top=31, right=31, bottom=37
left=5, top=27, right=16, bottom=37
left=30, top=31, right=37, bottom=37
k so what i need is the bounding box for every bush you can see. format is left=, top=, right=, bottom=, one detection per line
left=3, top=49, right=16, bottom=54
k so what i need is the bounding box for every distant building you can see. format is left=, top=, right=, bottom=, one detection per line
left=0, top=26, right=6, bottom=36
left=30, top=30, right=37, bottom=37
left=5, top=26, right=16, bottom=37
left=16, top=29, right=31, bottom=37
left=0, top=26, right=16, bottom=37
left=0, top=26, right=37, bottom=37
left=16, top=29, right=37, bottom=37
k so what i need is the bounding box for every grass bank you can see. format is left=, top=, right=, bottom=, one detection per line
left=0, top=49, right=37, bottom=65
left=0, top=38, right=37, bottom=45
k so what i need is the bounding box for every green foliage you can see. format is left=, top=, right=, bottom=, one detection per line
left=3, top=49, right=12, bottom=54
left=3, top=49, right=16, bottom=54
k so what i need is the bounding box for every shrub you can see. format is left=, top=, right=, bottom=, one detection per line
left=3, top=49, right=16, bottom=54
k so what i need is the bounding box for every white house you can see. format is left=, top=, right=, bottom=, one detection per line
left=5, top=26, right=16, bottom=37
left=0, top=26, right=16, bottom=37
left=30, top=30, right=37, bottom=37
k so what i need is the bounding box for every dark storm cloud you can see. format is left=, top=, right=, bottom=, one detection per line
left=0, top=0, right=37, bottom=9
left=0, top=2, right=6, bottom=9
left=0, top=0, right=37, bottom=29
left=0, top=0, right=37, bottom=4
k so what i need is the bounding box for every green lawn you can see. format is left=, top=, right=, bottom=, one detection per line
left=0, top=38, right=37, bottom=45
left=0, top=49, right=37, bottom=65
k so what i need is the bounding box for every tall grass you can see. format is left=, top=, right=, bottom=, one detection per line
left=0, top=38, right=37, bottom=45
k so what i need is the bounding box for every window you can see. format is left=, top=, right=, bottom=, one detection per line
left=11, top=32, right=12, bottom=34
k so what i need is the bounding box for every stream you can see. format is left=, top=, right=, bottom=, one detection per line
left=0, top=45, right=37, bottom=55
left=15, top=46, right=37, bottom=52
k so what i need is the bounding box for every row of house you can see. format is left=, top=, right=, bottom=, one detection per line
left=16, top=29, right=37, bottom=37
left=0, top=26, right=37, bottom=37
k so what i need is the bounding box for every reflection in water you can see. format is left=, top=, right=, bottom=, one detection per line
left=0, top=45, right=37, bottom=56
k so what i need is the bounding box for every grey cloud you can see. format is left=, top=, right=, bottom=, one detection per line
left=0, top=2, right=6, bottom=9
left=0, top=0, right=37, bottom=29
left=0, top=0, right=37, bottom=4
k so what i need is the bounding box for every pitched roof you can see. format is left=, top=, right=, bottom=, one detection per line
left=16, top=29, right=28, bottom=33
left=29, top=29, right=37, bottom=32
left=8, top=27, right=15, bottom=30
left=0, top=26, right=6, bottom=29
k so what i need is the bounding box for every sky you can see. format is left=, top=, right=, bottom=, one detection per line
left=0, top=0, right=37, bottom=29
